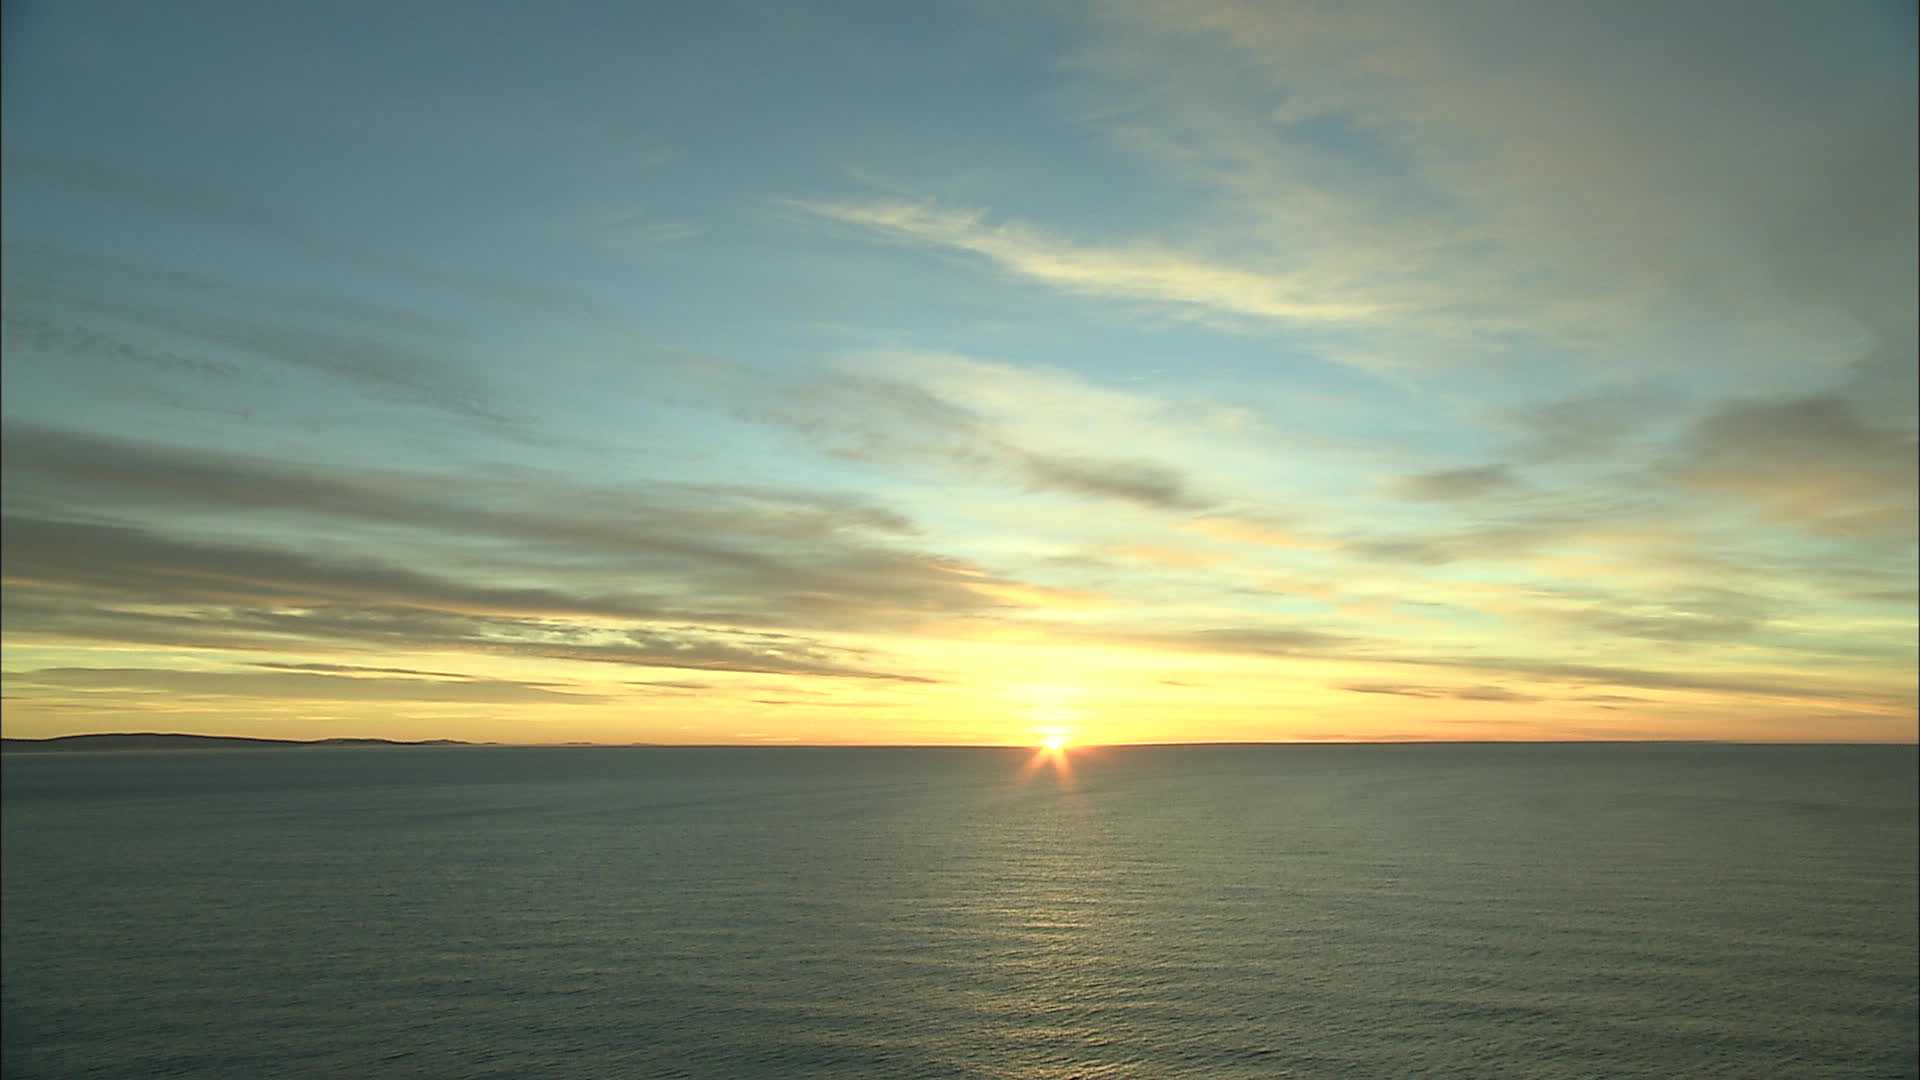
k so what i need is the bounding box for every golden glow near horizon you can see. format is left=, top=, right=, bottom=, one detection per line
left=1026, top=729, right=1078, bottom=784
left=1, top=4, right=1914, bottom=746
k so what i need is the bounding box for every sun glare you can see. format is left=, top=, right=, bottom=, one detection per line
left=1035, top=723, right=1073, bottom=753
left=1025, top=726, right=1077, bottom=783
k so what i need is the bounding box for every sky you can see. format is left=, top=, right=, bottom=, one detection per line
left=2, top=1, right=1915, bottom=746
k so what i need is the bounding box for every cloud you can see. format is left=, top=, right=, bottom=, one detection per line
left=1340, top=682, right=1539, bottom=704
left=1135, top=625, right=1357, bottom=657
left=4, top=242, right=471, bottom=342
left=1064, top=612, right=1908, bottom=712
left=1014, top=449, right=1205, bottom=510
left=1500, top=386, right=1681, bottom=463
left=7, top=422, right=1170, bottom=686
left=2, top=424, right=1075, bottom=626
left=1340, top=683, right=1442, bottom=698
left=1452, top=685, right=1540, bottom=703
left=1, top=277, right=517, bottom=427
left=502, top=631, right=941, bottom=684
left=755, top=356, right=1217, bottom=510
left=0, top=510, right=989, bottom=685
left=9, top=667, right=602, bottom=705
left=1337, top=494, right=1671, bottom=566
left=1064, top=0, right=1916, bottom=394
left=249, top=661, right=486, bottom=679
left=1521, top=587, right=1773, bottom=645
left=1, top=557, right=939, bottom=685
left=0, top=306, right=244, bottom=380
left=1666, top=394, right=1917, bottom=537
left=0, top=514, right=677, bottom=623
left=800, top=200, right=1391, bottom=326
left=1397, top=654, right=1912, bottom=711
left=1392, top=464, right=1516, bottom=501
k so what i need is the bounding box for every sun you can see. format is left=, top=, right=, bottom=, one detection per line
left=1025, top=727, right=1077, bottom=783
left=1035, top=725, right=1073, bottom=754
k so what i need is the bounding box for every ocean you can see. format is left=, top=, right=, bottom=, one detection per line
left=3, top=743, right=1915, bottom=1079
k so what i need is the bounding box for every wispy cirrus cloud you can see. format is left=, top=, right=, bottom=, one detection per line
left=798, top=200, right=1391, bottom=326
left=748, top=351, right=1224, bottom=511
left=1081, top=0, right=1915, bottom=350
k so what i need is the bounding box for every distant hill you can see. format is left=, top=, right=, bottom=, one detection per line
left=1, top=733, right=477, bottom=753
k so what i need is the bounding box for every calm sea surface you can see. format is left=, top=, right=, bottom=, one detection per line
left=3, top=744, right=1915, bottom=1079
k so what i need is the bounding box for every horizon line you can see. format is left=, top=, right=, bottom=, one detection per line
left=5, top=731, right=1915, bottom=750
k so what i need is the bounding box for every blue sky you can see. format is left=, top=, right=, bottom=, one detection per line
left=3, top=1, right=1914, bottom=744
